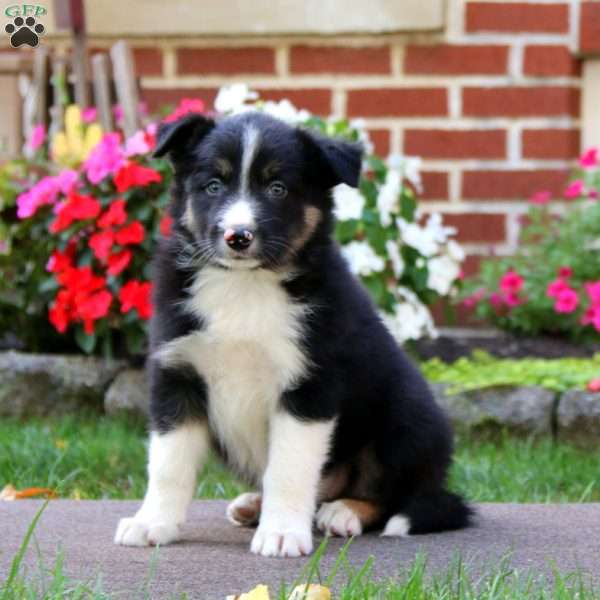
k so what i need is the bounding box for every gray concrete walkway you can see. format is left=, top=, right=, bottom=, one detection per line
left=1, top=501, right=600, bottom=599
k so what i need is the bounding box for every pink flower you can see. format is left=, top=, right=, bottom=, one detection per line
left=124, top=130, right=152, bottom=157
left=500, top=270, right=524, bottom=294
left=564, top=179, right=585, bottom=200
left=558, top=266, right=572, bottom=279
left=82, top=107, right=98, bottom=123
left=530, top=190, right=551, bottom=205
left=489, top=292, right=505, bottom=312
left=164, top=98, right=205, bottom=123
left=28, top=124, right=46, bottom=152
left=462, top=288, right=486, bottom=309
left=84, top=133, right=126, bottom=185
left=16, top=171, right=74, bottom=220
left=554, top=288, right=578, bottom=313
left=587, top=378, right=600, bottom=392
left=547, top=278, right=569, bottom=299
left=589, top=189, right=599, bottom=200
left=585, top=281, right=600, bottom=304
left=579, top=148, right=599, bottom=169
left=504, top=292, right=523, bottom=308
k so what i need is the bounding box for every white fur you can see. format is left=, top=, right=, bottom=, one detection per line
left=316, top=500, right=362, bottom=537
left=240, top=125, right=260, bottom=196
left=114, top=422, right=208, bottom=546
left=251, top=412, right=335, bottom=557
left=227, top=492, right=262, bottom=526
left=155, top=266, right=309, bottom=481
left=381, top=515, right=411, bottom=537
left=220, top=199, right=256, bottom=230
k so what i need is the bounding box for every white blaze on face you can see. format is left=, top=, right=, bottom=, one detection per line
left=220, top=125, right=260, bottom=231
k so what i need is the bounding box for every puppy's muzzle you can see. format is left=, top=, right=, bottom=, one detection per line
left=224, top=227, right=255, bottom=252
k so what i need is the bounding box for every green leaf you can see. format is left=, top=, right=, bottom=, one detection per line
left=75, top=328, right=96, bottom=354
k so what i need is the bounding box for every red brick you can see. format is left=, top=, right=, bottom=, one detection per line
left=404, top=44, right=508, bottom=75
left=176, top=47, right=275, bottom=75
left=462, top=254, right=485, bottom=278
left=290, top=45, right=390, bottom=74
left=462, top=87, right=580, bottom=117
left=404, top=129, right=506, bottom=160
left=141, top=88, right=218, bottom=113
left=423, top=213, right=506, bottom=243
left=462, top=169, right=569, bottom=200
left=580, top=2, right=600, bottom=54
left=132, top=48, right=163, bottom=77
left=523, top=45, right=580, bottom=77
left=367, top=129, right=391, bottom=156
left=522, top=129, right=580, bottom=160
left=466, top=2, right=569, bottom=33
left=257, top=88, right=332, bottom=115
left=346, top=88, right=447, bottom=118
left=421, top=171, right=449, bottom=200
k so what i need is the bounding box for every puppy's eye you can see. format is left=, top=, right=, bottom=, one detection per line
left=267, top=181, right=287, bottom=199
left=205, top=179, right=224, bottom=196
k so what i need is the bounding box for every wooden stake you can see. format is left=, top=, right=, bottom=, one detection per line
left=110, top=41, right=140, bottom=138
left=91, top=53, right=114, bottom=131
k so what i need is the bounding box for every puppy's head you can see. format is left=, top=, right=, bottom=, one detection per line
left=155, top=112, right=362, bottom=270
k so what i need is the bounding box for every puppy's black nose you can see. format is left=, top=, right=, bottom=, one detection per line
left=224, top=228, right=254, bottom=251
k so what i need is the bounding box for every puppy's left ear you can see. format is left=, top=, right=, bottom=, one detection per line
left=153, top=114, right=215, bottom=161
left=299, top=130, right=363, bottom=189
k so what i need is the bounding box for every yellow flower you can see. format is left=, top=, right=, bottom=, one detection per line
left=51, top=105, right=103, bottom=167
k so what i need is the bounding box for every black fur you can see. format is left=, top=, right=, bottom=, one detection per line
left=149, top=111, right=472, bottom=535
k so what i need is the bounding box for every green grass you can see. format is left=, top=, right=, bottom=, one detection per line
left=1, top=414, right=599, bottom=503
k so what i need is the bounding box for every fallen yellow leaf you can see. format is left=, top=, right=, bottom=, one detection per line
left=289, top=584, right=331, bottom=600
left=226, top=584, right=270, bottom=600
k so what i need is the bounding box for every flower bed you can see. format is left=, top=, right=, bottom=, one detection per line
left=0, top=86, right=464, bottom=356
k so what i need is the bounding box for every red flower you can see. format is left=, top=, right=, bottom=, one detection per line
left=164, top=98, right=205, bottom=123
left=119, top=280, right=153, bottom=319
left=114, top=162, right=162, bottom=193
left=159, top=214, right=174, bottom=237
left=46, top=245, right=75, bottom=273
left=558, top=266, right=573, bottom=279
left=587, top=378, right=600, bottom=392
left=77, top=289, right=113, bottom=334
left=49, top=302, right=71, bottom=333
left=57, top=266, right=106, bottom=294
left=50, top=192, right=102, bottom=233
left=97, top=200, right=127, bottom=229
left=89, top=230, right=115, bottom=261
left=107, top=249, right=132, bottom=276
left=115, top=221, right=145, bottom=245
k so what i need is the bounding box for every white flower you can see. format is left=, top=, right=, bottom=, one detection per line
left=377, top=169, right=402, bottom=227
left=446, top=239, right=465, bottom=262
left=383, top=286, right=437, bottom=342
left=214, top=84, right=258, bottom=114
left=425, top=213, right=456, bottom=244
left=333, top=184, right=365, bottom=221
left=385, top=240, right=404, bottom=278
left=261, top=99, right=310, bottom=124
left=397, top=219, right=439, bottom=257
left=341, top=241, right=385, bottom=277
left=427, top=255, right=461, bottom=296
left=388, top=155, right=422, bottom=192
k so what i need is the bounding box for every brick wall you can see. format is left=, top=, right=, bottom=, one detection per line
left=3, top=0, right=586, bottom=277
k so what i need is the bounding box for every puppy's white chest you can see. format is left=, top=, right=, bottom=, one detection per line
left=164, top=268, right=308, bottom=479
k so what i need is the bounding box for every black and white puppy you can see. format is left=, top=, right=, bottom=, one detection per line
left=114, top=112, right=471, bottom=557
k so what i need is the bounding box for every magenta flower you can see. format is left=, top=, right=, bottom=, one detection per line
left=504, top=292, right=523, bottom=308
left=579, top=148, right=598, bottom=169
left=83, top=133, right=126, bottom=185
left=547, top=278, right=569, bottom=299
left=28, top=124, right=46, bottom=152
left=500, top=270, right=524, bottom=294
left=585, top=281, right=600, bottom=305
left=16, top=170, right=79, bottom=219
left=564, top=179, right=585, bottom=199
left=82, top=107, right=98, bottom=123
left=558, top=266, right=572, bottom=279
left=530, top=190, right=551, bottom=205
left=124, top=130, right=152, bottom=157
left=589, top=189, right=599, bottom=200
left=554, top=288, right=578, bottom=313
left=462, top=288, right=486, bottom=309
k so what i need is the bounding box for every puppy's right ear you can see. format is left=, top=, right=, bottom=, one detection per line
left=153, top=114, right=215, bottom=161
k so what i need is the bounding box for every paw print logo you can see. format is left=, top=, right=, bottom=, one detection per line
left=5, top=16, right=45, bottom=48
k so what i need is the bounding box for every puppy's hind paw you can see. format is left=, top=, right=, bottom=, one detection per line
left=227, top=492, right=262, bottom=527
left=114, top=517, right=179, bottom=546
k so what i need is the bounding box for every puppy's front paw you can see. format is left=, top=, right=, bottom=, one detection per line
left=316, top=500, right=362, bottom=537
left=250, top=523, right=312, bottom=557
left=114, top=517, right=179, bottom=547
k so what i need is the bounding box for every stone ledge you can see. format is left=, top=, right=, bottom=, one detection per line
left=1, top=352, right=599, bottom=439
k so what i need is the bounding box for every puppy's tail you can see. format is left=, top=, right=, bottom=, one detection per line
left=382, top=490, right=473, bottom=537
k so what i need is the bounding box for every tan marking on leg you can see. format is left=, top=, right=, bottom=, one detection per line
left=341, top=499, right=381, bottom=528
left=318, top=464, right=350, bottom=502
